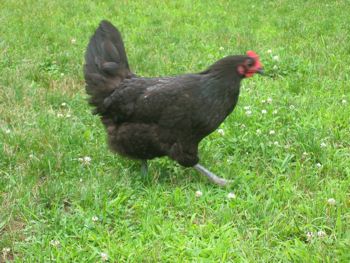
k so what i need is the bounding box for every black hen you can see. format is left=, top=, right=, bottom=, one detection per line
left=84, top=20, right=263, bottom=186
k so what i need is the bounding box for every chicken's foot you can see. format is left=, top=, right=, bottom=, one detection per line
left=141, top=160, right=148, bottom=176
left=194, top=164, right=232, bottom=186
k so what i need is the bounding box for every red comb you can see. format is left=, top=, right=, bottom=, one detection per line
left=246, top=50, right=259, bottom=58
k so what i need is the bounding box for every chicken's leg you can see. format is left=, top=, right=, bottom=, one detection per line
left=194, top=164, right=232, bottom=186
left=141, top=160, right=148, bottom=176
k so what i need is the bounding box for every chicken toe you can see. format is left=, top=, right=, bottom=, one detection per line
left=194, top=164, right=232, bottom=186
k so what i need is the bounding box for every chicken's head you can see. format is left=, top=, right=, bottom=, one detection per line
left=237, top=51, right=263, bottom=78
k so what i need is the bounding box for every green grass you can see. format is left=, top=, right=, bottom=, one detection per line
left=1, top=0, right=349, bottom=261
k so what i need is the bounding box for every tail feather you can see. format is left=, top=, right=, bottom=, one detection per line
left=84, top=20, right=132, bottom=115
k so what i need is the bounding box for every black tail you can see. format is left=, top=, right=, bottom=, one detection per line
left=84, top=20, right=132, bottom=115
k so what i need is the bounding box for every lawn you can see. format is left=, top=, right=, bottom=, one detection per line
left=1, top=0, right=349, bottom=262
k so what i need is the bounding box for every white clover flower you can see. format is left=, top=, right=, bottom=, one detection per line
left=240, top=124, right=246, bottom=129
left=4, top=129, right=11, bottom=134
left=273, top=65, right=278, bottom=70
left=61, top=102, right=67, bottom=107
left=341, top=99, right=347, bottom=104
left=245, top=110, right=252, bottom=116
left=316, top=163, right=322, bottom=168
left=272, top=109, right=278, bottom=115
left=108, top=189, right=112, bottom=194
left=267, top=49, right=272, bottom=54
left=256, top=129, right=262, bottom=135
left=320, top=142, right=326, bottom=148
left=71, top=38, right=76, bottom=44
left=317, top=230, right=326, bottom=238
left=92, top=216, right=99, bottom=222
left=267, top=97, right=273, bottom=103
left=243, top=106, right=251, bottom=110
left=327, top=198, right=336, bottom=206
left=79, top=156, right=92, bottom=165
left=274, top=141, right=279, bottom=146
left=101, top=252, right=109, bottom=261
left=79, top=178, right=83, bottom=183
left=2, top=247, right=11, bottom=253
left=50, top=240, right=60, bottom=247
left=261, top=99, right=266, bottom=103
left=195, top=190, right=203, bottom=197
left=217, top=129, right=225, bottom=136
left=219, top=46, right=225, bottom=51
left=269, top=130, right=276, bottom=135
left=57, top=113, right=64, bottom=118
left=306, top=232, right=314, bottom=242
left=302, top=152, right=308, bottom=157
left=273, top=55, right=279, bottom=61
left=261, top=109, right=267, bottom=114
left=227, top=192, right=236, bottom=199
left=66, top=114, right=72, bottom=118
left=289, top=105, right=295, bottom=110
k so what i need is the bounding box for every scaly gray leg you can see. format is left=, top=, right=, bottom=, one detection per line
left=141, top=160, right=148, bottom=176
left=194, top=164, right=232, bottom=186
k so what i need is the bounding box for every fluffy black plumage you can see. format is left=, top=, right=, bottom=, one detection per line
left=84, top=20, right=262, bottom=185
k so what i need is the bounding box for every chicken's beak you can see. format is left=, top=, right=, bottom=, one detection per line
left=256, top=68, right=264, bottom=75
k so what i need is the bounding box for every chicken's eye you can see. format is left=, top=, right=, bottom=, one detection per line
left=246, top=59, right=254, bottom=67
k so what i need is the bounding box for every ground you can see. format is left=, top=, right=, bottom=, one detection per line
left=0, top=0, right=349, bottom=262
